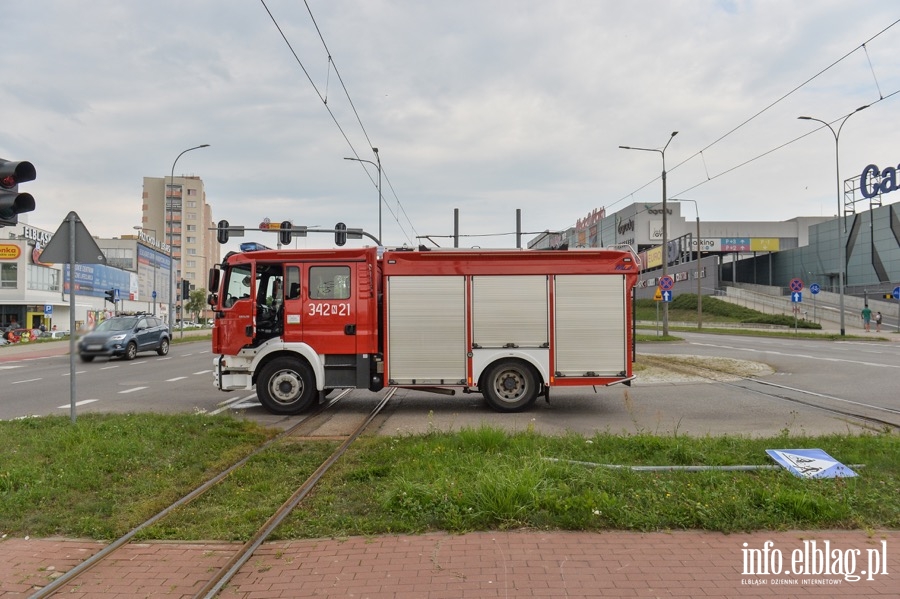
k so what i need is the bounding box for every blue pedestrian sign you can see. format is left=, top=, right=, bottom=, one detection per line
left=152, top=290, right=157, bottom=299
left=661, top=290, right=672, bottom=302
left=893, top=286, right=900, bottom=300
left=791, top=291, right=802, bottom=303
left=810, top=283, right=820, bottom=295
left=766, top=448, right=857, bottom=479
left=659, top=275, right=674, bottom=291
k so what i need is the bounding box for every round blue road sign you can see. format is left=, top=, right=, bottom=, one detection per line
left=810, top=283, right=820, bottom=295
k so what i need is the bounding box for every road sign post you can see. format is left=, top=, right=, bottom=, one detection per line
left=810, top=283, right=820, bottom=324
left=895, top=286, right=900, bottom=333
left=39, top=211, right=108, bottom=424
left=791, top=291, right=802, bottom=333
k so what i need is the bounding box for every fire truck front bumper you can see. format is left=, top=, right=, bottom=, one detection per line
left=214, top=356, right=253, bottom=391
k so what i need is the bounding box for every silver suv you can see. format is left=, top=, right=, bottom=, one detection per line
left=78, top=315, right=170, bottom=362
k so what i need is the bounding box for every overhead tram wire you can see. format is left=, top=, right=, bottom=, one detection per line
left=608, top=18, right=900, bottom=214
left=261, top=0, right=419, bottom=246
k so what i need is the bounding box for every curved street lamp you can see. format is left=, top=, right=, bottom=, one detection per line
left=344, top=147, right=382, bottom=244
left=167, top=144, right=210, bottom=331
left=798, top=105, right=868, bottom=336
left=620, top=131, right=678, bottom=336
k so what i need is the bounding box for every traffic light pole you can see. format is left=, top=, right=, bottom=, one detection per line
left=212, top=223, right=381, bottom=247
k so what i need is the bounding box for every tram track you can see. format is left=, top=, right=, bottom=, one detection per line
left=639, top=355, right=900, bottom=431
left=27, top=387, right=397, bottom=599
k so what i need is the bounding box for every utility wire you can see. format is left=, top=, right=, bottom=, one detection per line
left=610, top=18, right=900, bottom=217
left=261, top=0, right=419, bottom=246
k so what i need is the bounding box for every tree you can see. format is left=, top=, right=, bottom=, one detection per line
left=186, top=288, right=208, bottom=323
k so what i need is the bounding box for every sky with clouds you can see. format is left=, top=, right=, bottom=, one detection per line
left=4, top=0, right=900, bottom=250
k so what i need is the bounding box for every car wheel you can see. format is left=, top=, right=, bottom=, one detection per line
left=257, top=357, right=316, bottom=415
left=79, top=354, right=95, bottom=363
left=482, top=360, right=540, bottom=413
left=157, top=338, right=170, bottom=356
left=124, top=341, right=138, bottom=361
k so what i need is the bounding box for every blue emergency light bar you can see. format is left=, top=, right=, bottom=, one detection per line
left=240, top=242, right=271, bottom=252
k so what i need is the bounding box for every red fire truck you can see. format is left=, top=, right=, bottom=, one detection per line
left=208, top=244, right=638, bottom=415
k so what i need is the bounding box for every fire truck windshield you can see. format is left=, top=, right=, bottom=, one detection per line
left=223, top=264, right=252, bottom=307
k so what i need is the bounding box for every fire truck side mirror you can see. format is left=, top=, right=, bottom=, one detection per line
left=207, top=292, right=218, bottom=307
left=208, top=268, right=220, bottom=293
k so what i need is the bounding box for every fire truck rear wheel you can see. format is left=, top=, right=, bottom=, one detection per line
left=257, top=358, right=316, bottom=415
left=482, top=360, right=540, bottom=413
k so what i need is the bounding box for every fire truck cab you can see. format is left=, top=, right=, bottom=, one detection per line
left=209, top=244, right=638, bottom=415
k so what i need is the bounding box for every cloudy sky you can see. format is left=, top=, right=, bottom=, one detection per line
left=4, top=1, right=900, bottom=250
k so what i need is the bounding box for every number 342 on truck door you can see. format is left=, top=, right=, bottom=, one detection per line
left=308, top=302, right=351, bottom=317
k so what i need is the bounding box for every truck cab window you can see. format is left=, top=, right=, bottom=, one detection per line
left=309, top=266, right=351, bottom=300
left=286, top=267, right=301, bottom=300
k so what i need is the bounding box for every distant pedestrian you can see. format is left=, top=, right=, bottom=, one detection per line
left=875, top=311, right=882, bottom=333
left=861, top=305, right=872, bottom=332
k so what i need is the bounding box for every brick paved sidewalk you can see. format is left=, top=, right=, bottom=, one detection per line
left=2, top=530, right=897, bottom=598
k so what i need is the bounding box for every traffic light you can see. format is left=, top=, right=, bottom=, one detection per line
left=104, top=289, right=116, bottom=304
left=279, top=220, right=292, bottom=245
left=335, top=222, right=347, bottom=246
left=181, top=279, right=191, bottom=301
left=0, top=159, right=36, bottom=227
left=216, top=219, right=229, bottom=244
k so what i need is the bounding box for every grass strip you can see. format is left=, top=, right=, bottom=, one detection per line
left=1, top=415, right=896, bottom=540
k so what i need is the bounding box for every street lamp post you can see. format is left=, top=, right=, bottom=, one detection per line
left=134, top=226, right=158, bottom=316
left=670, top=199, right=702, bottom=329
left=167, top=144, right=209, bottom=332
left=620, top=131, right=678, bottom=336
left=344, top=147, right=382, bottom=244
left=798, top=105, right=869, bottom=336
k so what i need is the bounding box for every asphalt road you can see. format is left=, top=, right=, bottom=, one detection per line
left=2, top=333, right=897, bottom=437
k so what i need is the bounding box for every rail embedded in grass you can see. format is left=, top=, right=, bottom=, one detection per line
left=2, top=415, right=896, bottom=540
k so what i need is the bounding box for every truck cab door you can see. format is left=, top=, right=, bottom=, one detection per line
left=283, top=262, right=358, bottom=356
left=213, top=262, right=256, bottom=355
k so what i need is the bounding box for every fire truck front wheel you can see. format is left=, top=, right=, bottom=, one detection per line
left=482, top=360, right=540, bottom=413
left=257, top=358, right=316, bottom=415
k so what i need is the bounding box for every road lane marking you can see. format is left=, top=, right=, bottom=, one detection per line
left=166, top=377, right=188, bottom=382
left=689, top=342, right=900, bottom=369
left=13, top=378, right=42, bottom=384
left=101, top=365, right=120, bottom=370
left=118, top=387, right=147, bottom=394
left=58, top=400, right=99, bottom=409
left=193, top=370, right=211, bottom=375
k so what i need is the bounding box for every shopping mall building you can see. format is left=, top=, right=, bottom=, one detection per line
left=529, top=193, right=900, bottom=303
